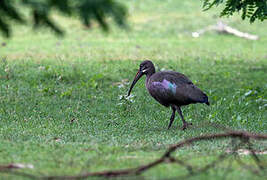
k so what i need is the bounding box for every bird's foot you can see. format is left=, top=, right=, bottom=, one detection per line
left=182, top=122, right=192, bottom=130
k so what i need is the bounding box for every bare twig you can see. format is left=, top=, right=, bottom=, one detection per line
left=168, top=157, right=194, bottom=175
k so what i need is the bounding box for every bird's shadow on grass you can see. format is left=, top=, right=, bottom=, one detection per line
left=145, top=122, right=224, bottom=135
left=145, top=125, right=186, bottom=132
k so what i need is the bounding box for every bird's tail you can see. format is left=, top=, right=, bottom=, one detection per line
left=193, top=91, right=209, bottom=105
left=186, top=85, right=210, bottom=106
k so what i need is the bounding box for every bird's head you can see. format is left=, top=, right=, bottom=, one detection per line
left=127, top=60, right=155, bottom=96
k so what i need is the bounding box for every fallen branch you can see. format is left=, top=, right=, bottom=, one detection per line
left=192, top=21, right=259, bottom=40
left=0, top=163, right=34, bottom=170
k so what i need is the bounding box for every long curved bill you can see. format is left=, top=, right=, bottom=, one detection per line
left=127, top=70, right=144, bottom=96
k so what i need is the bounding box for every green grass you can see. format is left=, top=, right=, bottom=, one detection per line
left=0, top=0, right=266, bottom=179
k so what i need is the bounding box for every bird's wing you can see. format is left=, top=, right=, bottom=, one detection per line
left=168, top=72, right=193, bottom=85
left=148, top=81, right=175, bottom=106
left=149, top=71, right=207, bottom=105
left=150, top=71, right=191, bottom=84
left=175, top=83, right=208, bottom=104
left=147, top=71, right=190, bottom=105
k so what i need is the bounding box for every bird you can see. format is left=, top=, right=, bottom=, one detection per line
left=127, top=60, right=209, bottom=130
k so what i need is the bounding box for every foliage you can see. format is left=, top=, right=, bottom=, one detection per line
left=0, top=0, right=127, bottom=37
left=203, top=0, right=267, bottom=23
left=0, top=0, right=266, bottom=38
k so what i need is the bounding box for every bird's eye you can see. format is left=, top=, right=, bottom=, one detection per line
left=141, top=66, right=148, bottom=73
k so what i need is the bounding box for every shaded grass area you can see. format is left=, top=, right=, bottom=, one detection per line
left=0, top=0, right=266, bottom=179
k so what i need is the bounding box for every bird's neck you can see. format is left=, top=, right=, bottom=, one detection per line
left=147, top=67, right=155, bottom=77
left=145, top=69, right=155, bottom=82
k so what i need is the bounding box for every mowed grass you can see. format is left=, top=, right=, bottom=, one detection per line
left=0, top=0, right=267, bottom=179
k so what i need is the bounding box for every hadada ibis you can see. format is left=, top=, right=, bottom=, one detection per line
left=128, top=60, right=209, bottom=130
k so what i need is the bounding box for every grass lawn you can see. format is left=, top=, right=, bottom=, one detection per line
left=0, top=0, right=266, bottom=179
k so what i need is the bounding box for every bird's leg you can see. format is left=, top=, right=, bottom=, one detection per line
left=167, top=106, right=176, bottom=129
left=176, top=106, right=192, bottom=130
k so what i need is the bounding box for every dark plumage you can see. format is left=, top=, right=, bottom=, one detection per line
left=128, top=60, right=209, bottom=130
